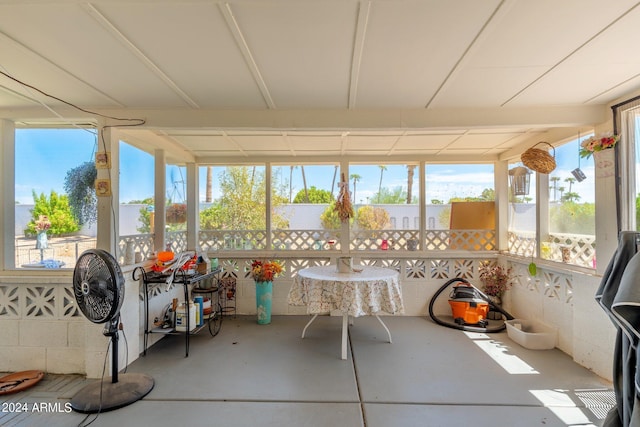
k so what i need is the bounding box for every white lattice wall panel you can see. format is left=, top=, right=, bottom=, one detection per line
left=273, top=229, right=341, bottom=251
left=212, top=256, right=496, bottom=293
left=548, top=233, right=596, bottom=268
left=0, top=285, right=81, bottom=319
left=508, top=231, right=536, bottom=257
left=510, top=231, right=596, bottom=269
left=424, top=230, right=449, bottom=250
left=118, top=234, right=154, bottom=264
left=200, top=230, right=267, bottom=251
left=167, top=231, right=188, bottom=252
left=350, top=230, right=420, bottom=251
left=506, top=259, right=575, bottom=354
left=498, top=260, right=574, bottom=302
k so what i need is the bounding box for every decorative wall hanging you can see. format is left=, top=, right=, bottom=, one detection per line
left=95, top=179, right=112, bottom=197
left=334, top=173, right=354, bottom=223
left=95, top=152, right=111, bottom=169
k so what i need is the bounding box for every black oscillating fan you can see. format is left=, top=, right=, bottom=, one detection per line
left=70, top=249, right=154, bottom=413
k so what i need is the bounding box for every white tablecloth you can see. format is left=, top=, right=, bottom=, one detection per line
left=288, top=265, right=405, bottom=317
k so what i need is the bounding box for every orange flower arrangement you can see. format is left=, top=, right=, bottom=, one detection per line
left=250, top=260, right=284, bottom=282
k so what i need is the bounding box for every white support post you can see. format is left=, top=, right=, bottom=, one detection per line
left=265, top=162, right=272, bottom=251
left=594, top=121, right=618, bottom=275
left=0, top=120, right=15, bottom=269
left=154, top=150, right=166, bottom=253
left=495, top=160, right=509, bottom=252
left=95, top=125, right=118, bottom=255
left=186, top=162, right=199, bottom=251
left=536, top=172, right=550, bottom=258
left=340, top=159, right=350, bottom=255
left=419, top=161, right=426, bottom=251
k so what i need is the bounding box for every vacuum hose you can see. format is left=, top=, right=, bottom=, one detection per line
left=428, top=278, right=515, bottom=333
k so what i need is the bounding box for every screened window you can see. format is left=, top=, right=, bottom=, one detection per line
left=426, top=163, right=495, bottom=250
left=14, top=128, right=97, bottom=269
left=119, top=141, right=154, bottom=236
left=199, top=166, right=266, bottom=251
left=547, top=135, right=596, bottom=267
left=507, top=161, right=536, bottom=257
left=620, top=106, right=640, bottom=231
left=271, top=164, right=340, bottom=250
left=348, top=164, right=418, bottom=251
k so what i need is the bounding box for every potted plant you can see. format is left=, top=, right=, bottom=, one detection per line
left=478, top=263, right=512, bottom=303
left=579, top=133, right=619, bottom=158
left=166, top=203, right=187, bottom=224
left=250, top=259, right=284, bottom=324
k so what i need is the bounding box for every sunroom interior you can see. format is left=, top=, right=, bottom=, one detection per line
left=1, top=0, right=640, bottom=424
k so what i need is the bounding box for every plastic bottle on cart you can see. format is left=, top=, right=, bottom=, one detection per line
left=194, top=296, right=204, bottom=326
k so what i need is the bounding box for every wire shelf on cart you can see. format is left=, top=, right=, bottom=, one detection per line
left=134, top=266, right=222, bottom=357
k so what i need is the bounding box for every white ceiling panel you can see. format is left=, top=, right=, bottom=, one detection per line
left=97, top=2, right=267, bottom=108
left=432, top=66, right=549, bottom=108
left=394, top=134, right=461, bottom=150
left=346, top=135, right=399, bottom=151
left=286, top=135, right=344, bottom=150
left=448, top=133, right=523, bottom=149
left=169, top=135, right=234, bottom=151
left=355, top=0, right=501, bottom=108
left=230, top=1, right=358, bottom=108
left=0, top=0, right=639, bottom=161
left=231, top=135, right=289, bottom=151
left=510, top=5, right=640, bottom=106
left=467, top=0, right=638, bottom=68
left=0, top=3, right=188, bottom=107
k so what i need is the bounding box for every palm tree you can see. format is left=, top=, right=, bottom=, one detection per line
left=558, top=186, right=565, bottom=202
left=563, top=192, right=581, bottom=203
left=564, top=177, right=576, bottom=195
left=406, top=165, right=416, bottom=204
left=377, top=165, right=387, bottom=203
left=350, top=174, right=361, bottom=203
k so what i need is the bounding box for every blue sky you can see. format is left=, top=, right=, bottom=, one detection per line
left=14, top=129, right=596, bottom=205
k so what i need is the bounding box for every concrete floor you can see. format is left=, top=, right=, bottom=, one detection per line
left=1, top=316, right=614, bottom=426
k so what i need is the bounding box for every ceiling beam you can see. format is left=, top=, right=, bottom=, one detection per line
left=220, top=2, right=275, bottom=109
left=0, top=104, right=609, bottom=131
left=348, top=1, right=371, bottom=109
left=426, top=0, right=515, bottom=108
left=502, top=1, right=640, bottom=107
left=0, top=30, right=122, bottom=107
left=118, top=128, right=196, bottom=164
left=82, top=3, right=200, bottom=108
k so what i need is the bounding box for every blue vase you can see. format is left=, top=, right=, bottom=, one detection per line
left=36, top=231, right=48, bottom=249
left=255, top=281, right=273, bottom=325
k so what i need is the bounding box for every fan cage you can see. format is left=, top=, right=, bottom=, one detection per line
left=73, top=249, right=124, bottom=324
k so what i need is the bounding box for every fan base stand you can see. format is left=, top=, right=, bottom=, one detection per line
left=70, top=373, right=154, bottom=414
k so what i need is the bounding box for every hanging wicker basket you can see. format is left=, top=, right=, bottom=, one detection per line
left=166, top=203, right=187, bottom=224
left=521, top=142, right=556, bottom=174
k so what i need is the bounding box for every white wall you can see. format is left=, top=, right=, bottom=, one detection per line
left=505, top=257, right=616, bottom=381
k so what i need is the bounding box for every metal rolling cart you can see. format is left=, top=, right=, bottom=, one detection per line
left=219, top=276, right=237, bottom=318
left=135, top=266, right=222, bottom=357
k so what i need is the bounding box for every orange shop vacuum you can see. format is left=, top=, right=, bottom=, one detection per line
left=448, top=281, right=490, bottom=327
left=429, top=277, right=514, bottom=333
